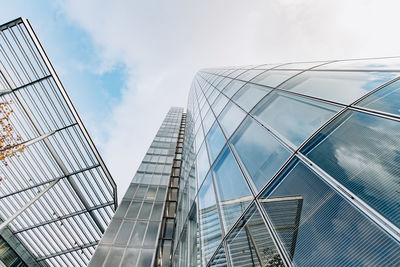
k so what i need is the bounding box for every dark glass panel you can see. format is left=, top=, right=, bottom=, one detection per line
left=213, top=145, right=252, bottom=231
left=302, top=110, right=400, bottom=228
left=260, top=158, right=400, bottom=266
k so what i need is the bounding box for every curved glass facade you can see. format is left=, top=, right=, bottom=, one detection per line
left=173, top=57, right=400, bottom=266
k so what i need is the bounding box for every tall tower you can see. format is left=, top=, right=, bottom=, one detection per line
left=89, top=107, right=187, bottom=266
left=93, top=57, right=400, bottom=267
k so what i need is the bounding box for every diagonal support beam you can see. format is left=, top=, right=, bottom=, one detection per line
left=0, top=178, right=60, bottom=232
left=14, top=201, right=114, bottom=234
left=0, top=164, right=100, bottom=200
left=36, top=241, right=98, bottom=261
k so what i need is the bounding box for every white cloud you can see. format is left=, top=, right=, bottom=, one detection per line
left=58, top=0, right=400, bottom=201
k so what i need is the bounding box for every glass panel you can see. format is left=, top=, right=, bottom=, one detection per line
left=198, top=173, right=223, bottom=264
left=260, top=158, right=400, bottom=266
left=104, top=247, right=125, bottom=266
left=206, top=122, right=226, bottom=164
left=120, top=248, right=140, bottom=267
left=253, top=91, right=340, bottom=147
left=137, top=248, right=155, bottom=266
left=196, top=142, right=210, bottom=189
left=101, top=218, right=122, bottom=243
left=277, top=61, right=327, bottom=70
left=236, top=69, right=265, bottom=81
left=138, top=202, right=153, bottom=219
left=216, top=77, right=233, bottom=91
left=232, top=83, right=272, bottom=112
left=223, top=80, right=246, bottom=98
left=218, top=101, right=246, bottom=138
left=203, top=109, right=216, bottom=135
left=115, top=221, right=135, bottom=245
left=316, top=57, right=400, bottom=70
left=212, top=93, right=229, bottom=116
left=208, top=88, right=220, bottom=105
left=279, top=70, right=398, bottom=104
left=227, top=69, right=246, bottom=78
left=251, top=70, right=300, bottom=87
left=212, top=145, right=252, bottom=232
left=226, top=204, right=283, bottom=267
left=129, top=221, right=148, bottom=247
left=302, top=110, right=400, bottom=228
left=143, top=221, right=160, bottom=247
left=208, top=243, right=228, bottom=267
left=231, top=117, right=291, bottom=191
left=358, top=79, right=400, bottom=116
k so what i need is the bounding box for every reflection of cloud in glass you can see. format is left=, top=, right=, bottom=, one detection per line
left=280, top=71, right=398, bottom=104
left=253, top=91, right=340, bottom=147
left=304, top=110, right=400, bottom=228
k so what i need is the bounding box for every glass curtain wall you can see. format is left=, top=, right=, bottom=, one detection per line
left=173, top=57, right=400, bottom=266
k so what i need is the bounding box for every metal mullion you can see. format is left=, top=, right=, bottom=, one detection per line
left=0, top=164, right=100, bottom=200
left=38, top=189, right=89, bottom=244
left=21, top=82, right=55, bottom=130
left=32, top=198, right=85, bottom=265
left=15, top=23, right=48, bottom=76
left=0, top=30, right=32, bottom=84
left=31, top=79, right=65, bottom=128
left=36, top=241, right=98, bottom=261
left=22, top=18, right=116, bottom=205
left=57, top=129, right=87, bottom=170
left=71, top=126, right=97, bottom=165
left=94, top=167, right=113, bottom=200
left=6, top=93, right=37, bottom=140
left=8, top=27, right=40, bottom=81
left=0, top=42, right=22, bottom=86
left=62, top=128, right=91, bottom=168
left=201, top=77, right=292, bottom=266
left=15, top=201, right=113, bottom=233
left=87, top=168, right=109, bottom=205
left=45, top=77, right=75, bottom=125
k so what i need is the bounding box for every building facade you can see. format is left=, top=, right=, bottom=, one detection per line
left=92, top=57, right=400, bottom=266
left=0, top=18, right=117, bottom=266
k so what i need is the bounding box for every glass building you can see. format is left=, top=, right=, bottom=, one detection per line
left=0, top=18, right=117, bottom=266
left=92, top=57, right=400, bottom=266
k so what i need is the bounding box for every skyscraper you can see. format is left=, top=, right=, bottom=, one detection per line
left=0, top=18, right=117, bottom=266
left=92, top=57, right=400, bottom=266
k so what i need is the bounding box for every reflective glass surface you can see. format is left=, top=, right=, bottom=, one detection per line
left=232, top=83, right=272, bottom=112
left=251, top=70, right=300, bottom=87
left=202, top=109, right=216, bottom=135
left=253, top=91, right=341, bottom=147
left=279, top=70, right=398, bottom=104
left=231, top=117, right=291, bottom=191
left=211, top=93, right=229, bottom=116
left=215, top=77, right=233, bottom=91
left=302, top=110, right=400, bottom=228
left=236, top=69, right=266, bottom=81
left=260, top=158, right=400, bottom=266
left=198, top=173, right=223, bottom=264
left=212, top=145, right=252, bottom=231
left=196, top=142, right=209, bottom=189
left=206, top=122, right=226, bottom=163
left=218, top=101, right=246, bottom=138
left=317, top=57, right=400, bottom=70
left=226, top=204, right=282, bottom=267
left=223, top=80, right=246, bottom=98
left=358, top=79, right=400, bottom=116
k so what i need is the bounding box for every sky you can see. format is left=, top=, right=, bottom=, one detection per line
left=1, top=0, right=400, bottom=202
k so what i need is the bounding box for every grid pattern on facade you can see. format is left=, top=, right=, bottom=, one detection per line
left=0, top=18, right=117, bottom=266
left=173, top=57, right=400, bottom=266
left=89, top=107, right=184, bottom=267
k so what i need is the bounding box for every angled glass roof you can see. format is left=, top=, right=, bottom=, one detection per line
left=0, top=18, right=117, bottom=266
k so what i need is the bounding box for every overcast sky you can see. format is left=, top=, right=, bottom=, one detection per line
left=1, top=0, right=400, bottom=202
